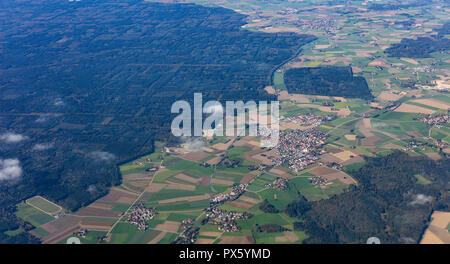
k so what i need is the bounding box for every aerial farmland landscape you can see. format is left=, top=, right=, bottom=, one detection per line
left=0, top=0, right=449, bottom=247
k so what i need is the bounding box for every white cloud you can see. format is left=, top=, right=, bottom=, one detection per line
left=410, top=194, right=433, bottom=206
left=87, top=185, right=97, bottom=193
left=36, top=113, right=59, bottom=123
left=32, top=142, right=55, bottom=151
left=89, top=151, right=116, bottom=162
left=0, top=133, right=28, bottom=143
left=0, top=158, right=22, bottom=181
left=181, top=137, right=205, bottom=152
left=53, top=98, right=65, bottom=106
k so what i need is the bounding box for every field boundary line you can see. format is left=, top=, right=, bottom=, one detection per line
left=25, top=195, right=62, bottom=216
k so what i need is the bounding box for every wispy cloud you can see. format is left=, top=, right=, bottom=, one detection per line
left=87, top=185, right=97, bottom=193
left=35, top=113, right=59, bottom=123
left=32, top=142, right=55, bottom=151
left=53, top=98, right=65, bottom=106
left=410, top=194, right=433, bottom=206
left=181, top=137, right=206, bottom=152
left=0, top=132, right=28, bottom=144
left=88, top=151, right=116, bottom=162
left=0, top=158, right=22, bottom=181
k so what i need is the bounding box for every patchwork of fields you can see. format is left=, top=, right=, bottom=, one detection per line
left=5, top=0, right=450, bottom=244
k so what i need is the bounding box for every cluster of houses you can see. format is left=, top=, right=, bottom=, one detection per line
left=424, top=136, right=449, bottom=153
left=204, top=208, right=250, bottom=232
left=173, top=218, right=198, bottom=244
left=285, top=113, right=334, bottom=127
left=74, top=229, right=88, bottom=238
left=174, top=226, right=199, bottom=244
left=328, top=161, right=344, bottom=170
left=133, top=157, right=153, bottom=166
left=210, top=184, right=247, bottom=206
left=294, top=17, right=337, bottom=36
left=126, top=202, right=156, bottom=230
left=173, top=182, right=251, bottom=243
left=264, top=177, right=288, bottom=190
left=403, top=140, right=421, bottom=152
left=273, top=129, right=328, bottom=172
left=402, top=139, right=446, bottom=153
left=420, top=113, right=450, bottom=127
left=309, top=175, right=328, bottom=186
left=181, top=218, right=195, bottom=230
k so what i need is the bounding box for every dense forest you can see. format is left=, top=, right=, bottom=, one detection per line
left=284, top=66, right=373, bottom=99
left=0, top=0, right=315, bottom=242
left=286, top=151, right=450, bottom=244
left=384, top=37, right=450, bottom=58
left=385, top=22, right=449, bottom=58
left=259, top=199, right=280, bottom=214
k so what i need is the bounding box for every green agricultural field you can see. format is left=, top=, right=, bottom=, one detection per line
left=79, top=231, right=109, bottom=244
left=152, top=200, right=210, bottom=212
left=252, top=231, right=284, bottom=243
left=399, top=122, right=429, bottom=137
left=258, top=186, right=299, bottom=211
left=56, top=230, right=109, bottom=244
left=122, top=182, right=145, bottom=193
left=273, top=70, right=287, bottom=91
left=4, top=228, right=23, bottom=237
left=109, top=222, right=163, bottom=244
left=111, top=203, right=131, bottom=213
left=280, top=107, right=312, bottom=118
left=157, top=232, right=179, bottom=244
left=406, top=101, right=440, bottom=111
left=26, top=196, right=61, bottom=215
left=247, top=212, right=290, bottom=227
left=210, top=136, right=229, bottom=145
left=247, top=178, right=270, bottom=192
left=216, top=165, right=252, bottom=174
left=227, top=145, right=251, bottom=160
left=120, top=163, right=147, bottom=173
left=15, top=203, right=54, bottom=227
left=289, top=177, right=349, bottom=201
left=430, top=129, right=448, bottom=141
left=217, top=204, right=251, bottom=213
left=119, top=157, right=155, bottom=175
left=166, top=212, right=201, bottom=222
left=153, top=169, right=180, bottom=183
left=231, top=211, right=301, bottom=240
left=212, top=183, right=229, bottom=193
left=166, top=158, right=213, bottom=177
left=414, top=174, right=432, bottom=185
left=343, top=162, right=366, bottom=173
left=252, top=229, right=307, bottom=244
left=30, top=227, right=50, bottom=237
left=376, top=112, right=419, bottom=122
left=432, top=95, right=450, bottom=104
left=289, top=177, right=328, bottom=201
left=78, top=216, right=117, bottom=223
left=329, top=116, right=358, bottom=126
left=142, top=150, right=165, bottom=161
left=214, top=172, right=244, bottom=183
left=370, top=119, right=395, bottom=129
left=145, top=186, right=211, bottom=204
